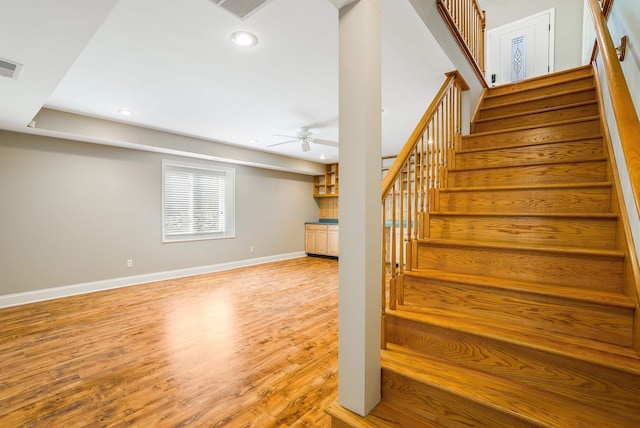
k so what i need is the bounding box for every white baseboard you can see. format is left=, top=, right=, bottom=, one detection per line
left=0, top=252, right=306, bottom=309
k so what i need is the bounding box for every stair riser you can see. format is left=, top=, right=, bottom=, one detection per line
left=438, top=186, right=612, bottom=214
left=381, top=370, right=538, bottom=427
left=474, top=103, right=599, bottom=133
left=415, top=244, right=624, bottom=292
left=448, top=160, right=607, bottom=188
left=461, top=119, right=601, bottom=150
left=455, top=139, right=603, bottom=169
left=428, top=215, right=618, bottom=249
left=478, top=89, right=596, bottom=119
left=484, top=74, right=594, bottom=105
left=386, top=315, right=640, bottom=415
left=401, top=277, right=633, bottom=347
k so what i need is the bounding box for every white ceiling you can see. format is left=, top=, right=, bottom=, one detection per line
left=0, top=0, right=453, bottom=164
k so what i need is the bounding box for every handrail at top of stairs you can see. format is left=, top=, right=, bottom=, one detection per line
left=437, top=0, right=487, bottom=88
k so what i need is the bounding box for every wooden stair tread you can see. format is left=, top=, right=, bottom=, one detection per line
left=484, top=65, right=593, bottom=97
left=325, top=402, right=400, bottom=428
left=429, top=211, right=618, bottom=219
left=418, top=237, right=624, bottom=258
left=480, top=86, right=596, bottom=110
left=440, top=181, right=612, bottom=193
left=458, top=135, right=603, bottom=155
left=415, top=238, right=624, bottom=292
left=385, top=308, right=640, bottom=371
left=326, top=401, right=440, bottom=428
left=380, top=348, right=640, bottom=427
left=404, top=268, right=634, bottom=309
left=462, top=115, right=601, bottom=139
left=424, top=212, right=619, bottom=250
left=384, top=340, right=640, bottom=422
left=402, top=269, right=633, bottom=347
left=474, top=100, right=598, bottom=125
left=461, top=122, right=603, bottom=152
left=448, top=156, right=606, bottom=173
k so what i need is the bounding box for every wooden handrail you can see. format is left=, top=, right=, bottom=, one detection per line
left=437, top=0, right=487, bottom=88
left=587, top=0, right=640, bottom=221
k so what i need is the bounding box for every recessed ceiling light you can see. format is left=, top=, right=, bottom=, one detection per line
left=319, top=154, right=327, bottom=160
left=248, top=139, right=258, bottom=144
left=230, top=31, right=259, bottom=47
left=117, top=108, right=134, bottom=116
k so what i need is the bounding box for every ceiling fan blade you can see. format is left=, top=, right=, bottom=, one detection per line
left=267, top=140, right=298, bottom=147
left=273, top=134, right=298, bottom=139
left=313, top=139, right=339, bottom=147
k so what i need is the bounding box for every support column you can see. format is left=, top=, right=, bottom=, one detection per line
left=337, top=0, right=382, bottom=416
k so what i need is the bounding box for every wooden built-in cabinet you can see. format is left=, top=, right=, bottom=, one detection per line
left=314, top=163, right=339, bottom=220
left=314, top=163, right=339, bottom=197
left=308, top=163, right=339, bottom=257
left=305, top=224, right=338, bottom=257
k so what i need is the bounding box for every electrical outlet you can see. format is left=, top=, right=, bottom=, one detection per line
left=127, top=259, right=133, bottom=268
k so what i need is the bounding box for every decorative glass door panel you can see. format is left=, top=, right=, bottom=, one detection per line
left=511, top=35, right=526, bottom=82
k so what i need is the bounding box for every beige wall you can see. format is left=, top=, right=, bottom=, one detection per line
left=481, top=0, right=585, bottom=72
left=0, top=131, right=319, bottom=296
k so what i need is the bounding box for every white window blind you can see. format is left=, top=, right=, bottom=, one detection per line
left=162, top=161, right=235, bottom=242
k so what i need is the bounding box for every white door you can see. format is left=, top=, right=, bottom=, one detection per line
left=486, top=8, right=555, bottom=86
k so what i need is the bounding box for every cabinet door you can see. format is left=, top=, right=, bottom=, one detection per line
left=328, top=226, right=339, bottom=256
left=305, top=228, right=317, bottom=254
left=306, top=224, right=329, bottom=255
left=316, top=229, right=328, bottom=254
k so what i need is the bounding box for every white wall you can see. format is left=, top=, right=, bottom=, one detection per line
left=606, top=0, right=640, bottom=114
left=581, top=0, right=596, bottom=64
left=480, top=0, right=585, bottom=72
left=0, top=130, right=319, bottom=300
left=588, top=0, right=640, bottom=263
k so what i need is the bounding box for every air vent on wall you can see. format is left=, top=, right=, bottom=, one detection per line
left=0, top=58, right=23, bottom=80
left=211, top=0, right=273, bottom=20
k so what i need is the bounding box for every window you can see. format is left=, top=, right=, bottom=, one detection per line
left=162, top=160, right=235, bottom=242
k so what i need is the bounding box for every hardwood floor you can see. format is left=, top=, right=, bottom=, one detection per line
left=0, top=256, right=339, bottom=427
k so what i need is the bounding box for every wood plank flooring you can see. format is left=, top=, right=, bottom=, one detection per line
left=0, top=256, right=338, bottom=427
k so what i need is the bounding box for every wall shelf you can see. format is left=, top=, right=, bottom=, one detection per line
left=314, top=163, right=339, bottom=198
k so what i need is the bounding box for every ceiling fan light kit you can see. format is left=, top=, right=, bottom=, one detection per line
left=267, top=127, right=339, bottom=152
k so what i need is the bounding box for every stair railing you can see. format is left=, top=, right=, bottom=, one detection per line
left=381, top=72, right=468, bottom=313
left=589, top=0, right=614, bottom=63
left=587, top=0, right=640, bottom=230
left=437, top=0, right=487, bottom=87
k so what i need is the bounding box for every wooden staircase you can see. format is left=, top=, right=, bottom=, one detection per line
left=328, top=65, right=640, bottom=427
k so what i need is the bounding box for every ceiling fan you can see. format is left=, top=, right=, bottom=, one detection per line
left=268, top=127, right=339, bottom=152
